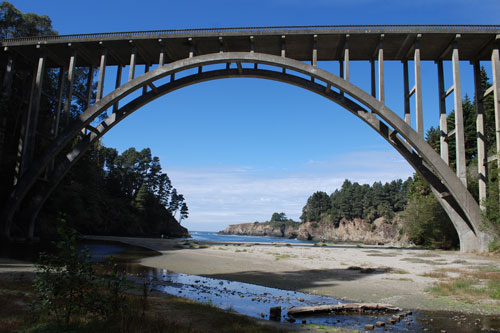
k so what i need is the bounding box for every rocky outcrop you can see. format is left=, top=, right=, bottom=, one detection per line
left=218, top=222, right=298, bottom=239
left=219, top=217, right=404, bottom=245
left=297, top=217, right=400, bottom=245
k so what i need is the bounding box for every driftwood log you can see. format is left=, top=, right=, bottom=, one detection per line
left=287, top=303, right=402, bottom=316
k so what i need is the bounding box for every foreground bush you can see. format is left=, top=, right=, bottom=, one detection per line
left=33, top=217, right=128, bottom=328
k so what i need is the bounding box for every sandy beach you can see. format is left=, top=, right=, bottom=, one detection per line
left=85, top=235, right=500, bottom=314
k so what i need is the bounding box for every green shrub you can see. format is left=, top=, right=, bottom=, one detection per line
left=402, top=194, right=459, bottom=249
left=34, top=217, right=128, bottom=328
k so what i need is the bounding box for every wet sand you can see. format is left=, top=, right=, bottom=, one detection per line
left=84, top=235, right=500, bottom=314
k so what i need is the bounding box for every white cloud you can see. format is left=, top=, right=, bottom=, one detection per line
left=169, top=149, right=414, bottom=232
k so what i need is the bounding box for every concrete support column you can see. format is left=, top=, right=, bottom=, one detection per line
left=343, top=36, right=349, bottom=81
left=492, top=40, right=500, bottom=169
left=158, top=39, right=165, bottom=66
left=473, top=60, right=488, bottom=209
left=403, top=60, right=411, bottom=125
left=21, top=51, right=45, bottom=175
left=113, top=65, right=122, bottom=112
left=437, top=60, right=449, bottom=164
left=280, top=36, right=285, bottom=57
left=378, top=37, right=385, bottom=103
left=143, top=64, right=150, bottom=95
left=219, top=37, right=224, bottom=53
left=1, top=55, right=14, bottom=97
left=96, top=48, right=107, bottom=102
left=452, top=41, right=467, bottom=186
left=188, top=38, right=194, bottom=58
left=128, top=47, right=136, bottom=81
left=280, top=36, right=286, bottom=73
left=312, top=35, right=317, bottom=68
left=85, top=66, right=94, bottom=108
left=370, top=60, right=376, bottom=97
left=52, top=68, right=64, bottom=139
left=47, top=68, right=65, bottom=174
left=63, top=50, right=77, bottom=124
left=414, top=38, right=424, bottom=136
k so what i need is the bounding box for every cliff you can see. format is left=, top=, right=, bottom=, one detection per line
left=218, top=222, right=299, bottom=239
left=219, top=217, right=403, bottom=245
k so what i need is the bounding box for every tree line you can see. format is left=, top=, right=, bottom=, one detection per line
left=300, top=178, right=412, bottom=224
left=40, top=144, right=188, bottom=237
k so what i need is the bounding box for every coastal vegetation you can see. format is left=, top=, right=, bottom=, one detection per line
left=0, top=2, right=188, bottom=239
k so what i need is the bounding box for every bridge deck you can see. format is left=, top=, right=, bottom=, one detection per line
left=2, top=25, right=500, bottom=68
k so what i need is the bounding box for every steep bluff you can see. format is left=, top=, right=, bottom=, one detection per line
left=219, top=217, right=403, bottom=245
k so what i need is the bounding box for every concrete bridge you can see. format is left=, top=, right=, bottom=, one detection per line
left=1, top=25, right=499, bottom=251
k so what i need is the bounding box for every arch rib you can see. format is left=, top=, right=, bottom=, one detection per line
left=1, top=52, right=490, bottom=252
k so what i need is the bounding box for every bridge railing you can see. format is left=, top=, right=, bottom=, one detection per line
left=2, top=24, right=500, bottom=44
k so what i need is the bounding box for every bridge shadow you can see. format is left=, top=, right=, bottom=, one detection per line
left=202, top=266, right=392, bottom=292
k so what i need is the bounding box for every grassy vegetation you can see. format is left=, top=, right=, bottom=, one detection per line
left=366, top=253, right=399, bottom=257
left=400, top=257, right=447, bottom=265
left=386, top=269, right=410, bottom=274
left=420, top=271, right=448, bottom=278
left=412, top=252, right=441, bottom=258
left=426, top=263, right=500, bottom=307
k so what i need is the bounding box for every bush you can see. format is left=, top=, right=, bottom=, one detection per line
left=34, top=217, right=128, bottom=328
left=402, top=194, right=459, bottom=249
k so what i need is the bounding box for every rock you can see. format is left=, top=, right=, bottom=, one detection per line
left=269, top=306, right=281, bottom=321
left=302, top=319, right=307, bottom=324
left=376, top=321, right=385, bottom=327
left=364, top=324, right=375, bottom=330
left=218, top=216, right=407, bottom=245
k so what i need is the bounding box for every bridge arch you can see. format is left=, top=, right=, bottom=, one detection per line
left=2, top=52, right=491, bottom=252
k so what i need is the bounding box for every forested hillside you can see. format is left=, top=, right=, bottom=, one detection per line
left=38, top=144, right=189, bottom=238
left=301, top=179, right=411, bottom=224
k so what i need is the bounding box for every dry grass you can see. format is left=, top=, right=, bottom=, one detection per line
left=426, top=264, right=500, bottom=302
left=400, top=257, right=446, bottom=265
left=386, top=269, right=410, bottom=275
left=412, top=252, right=441, bottom=258
left=420, top=271, right=448, bottom=279
left=366, top=253, right=399, bottom=257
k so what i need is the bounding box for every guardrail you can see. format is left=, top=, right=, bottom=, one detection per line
left=2, top=24, right=500, bottom=44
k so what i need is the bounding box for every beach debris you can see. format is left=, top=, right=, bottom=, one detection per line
left=287, top=303, right=402, bottom=316
left=269, top=306, right=281, bottom=321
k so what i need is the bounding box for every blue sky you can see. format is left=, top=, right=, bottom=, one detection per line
left=13, top=0, right=500, bottom=231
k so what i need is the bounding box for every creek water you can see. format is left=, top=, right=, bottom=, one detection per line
left=84, top=240, right=499, bottom=332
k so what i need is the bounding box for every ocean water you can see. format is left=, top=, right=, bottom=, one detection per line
left=186, top=230, right=313, bottom=244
